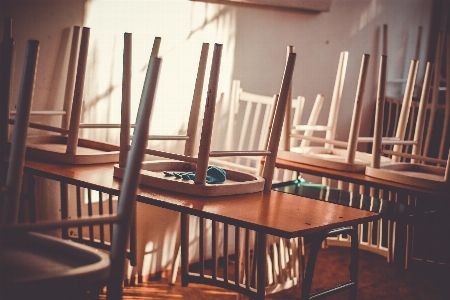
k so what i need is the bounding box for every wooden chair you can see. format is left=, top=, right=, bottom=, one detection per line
left=7, top=26, right=129, bottom=164
left=278, top=52, right=399, bottom=173
left=165, top=49, right=296, bottom=285
left=366, top=55, right=449, bottom=190
left=277, top=51, right=378, bottom=172
left=115, top=43, right=288, bottom=195
left=176, top=51, right=296, bottom=298
left=0, top=39, right=162, bottom=300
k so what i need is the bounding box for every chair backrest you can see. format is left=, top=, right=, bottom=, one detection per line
left=217, top=79, right=278, bottom=173
left=209, top=52, right=296, bottom=190
left=1, top=40, right=39, bottom=224
left=289, top=51, right=349, bottom=149
left=211, top=79, right=302, bottom=182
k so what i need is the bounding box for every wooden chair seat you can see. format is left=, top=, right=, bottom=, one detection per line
left=0, top=232, right=110, bottom=299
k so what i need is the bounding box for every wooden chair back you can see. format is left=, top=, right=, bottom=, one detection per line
left=211, top=79, right=303, bottom=182
left=211, top=79, right=278, bottom=174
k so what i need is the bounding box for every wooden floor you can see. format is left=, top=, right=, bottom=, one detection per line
left=100, top=246, right=449, bottom=300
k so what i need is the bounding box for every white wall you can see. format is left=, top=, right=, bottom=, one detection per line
left=1, top=0, right=433, bottom=278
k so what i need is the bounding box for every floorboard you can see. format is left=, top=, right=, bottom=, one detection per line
left=101, top=246, right=449, bottom=299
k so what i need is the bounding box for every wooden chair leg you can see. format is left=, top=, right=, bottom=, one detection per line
left=26, top=173, right=36, bottom=223
left=170, top=244, right=181, bottom=285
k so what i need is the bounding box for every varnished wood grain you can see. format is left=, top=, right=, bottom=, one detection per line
left=23, top=159, right=379, bottom=239
left=274, top=158, right=450, bottom=198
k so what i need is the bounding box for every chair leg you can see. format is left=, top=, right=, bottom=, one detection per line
left=301, top=226, right=359, bottom=300
left=170, top=244, right=181, bottom=285
left=26, top=173, right=36, bottom=223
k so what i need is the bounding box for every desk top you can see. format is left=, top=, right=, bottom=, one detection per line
left=24, top=159, right=379, bottom=239
left=275, top=158, right=450, bottom=198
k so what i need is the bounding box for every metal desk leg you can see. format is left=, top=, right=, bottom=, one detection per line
left=256, top=231, right=267, bottom=299
left=301, top=226, right=358, bottom=300
left=60, top=182, right=69, bottom=239
left=181, top=212, right=190, bottom=287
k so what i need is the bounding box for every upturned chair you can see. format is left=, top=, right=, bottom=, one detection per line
left=117, top=41, right=208, bottom=170
left=115, top=43, right=286, bottom=196
left=279, top=51, right=347, bottom=142
left=277, top=52, right=382, bottom=173
left=175, top=51, right=296, bottom=298
left=366, top=55, right=449, bottom=191
left=7, top=25, right=146, bottom=165
left=0, top=37, right=162, bottom=300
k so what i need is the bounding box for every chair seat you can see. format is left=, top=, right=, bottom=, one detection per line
left=0, top=232, right=110, bottom=294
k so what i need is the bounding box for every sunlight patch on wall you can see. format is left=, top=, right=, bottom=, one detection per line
left=350, top=0, right=383, bottom=37
left=81, top=1, right=236, bottom=150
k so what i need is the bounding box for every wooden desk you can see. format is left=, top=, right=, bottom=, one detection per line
left=275, top=158, right=450, bottom=199
left=23, top=159, right=379, bottom=299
